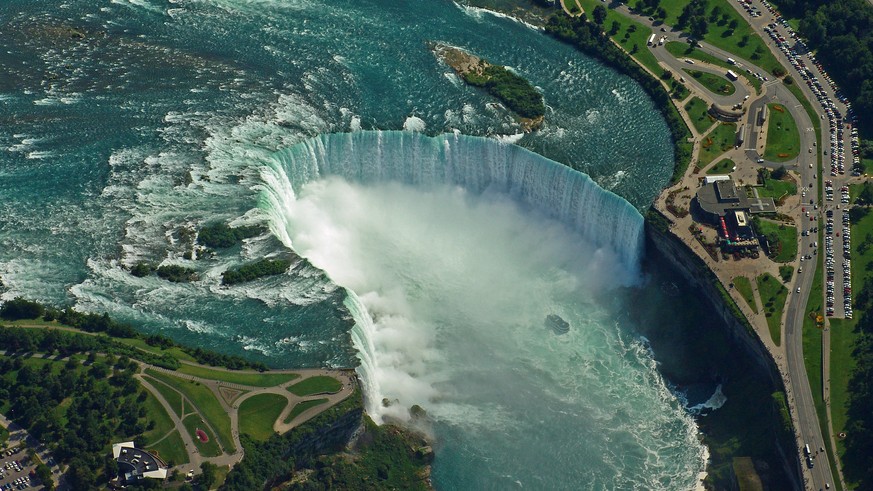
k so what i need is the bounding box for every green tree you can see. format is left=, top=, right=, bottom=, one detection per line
left=592, top=5, right=607, bottom=25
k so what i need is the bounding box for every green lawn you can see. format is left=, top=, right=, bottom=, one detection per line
left=141, top=388, right=178, bottom=445
left=145, top=369, right=234, bottom=453
left=763, top=104, right=800, bottom=162
left=756, top=273, right=788, bottom=346
left=650, top=0, right=783, bottom=74
left=146, top=430, right=189, bottom=466
left=287, top=376, right=344, bottom=396
left=114, top=337, right=196, bottom=362
left=175, top=364, right=299, bottom=387
left=732, top=276, right=758, bottom=314
left=144, top=375, right=184, bottom=418
left=666, top=41, right=762, bottom=93
left=562, top=0, right=581, bottom=15
left=754, top=218, right=797, bottom=263
left=756, top=177, right=797, bottom=200
left=685, top=96, right=715, bottom=134
left=707, top=158, right=735, bottom=175
left=0, top=426, right=8, bottom=446
left=238, top=394, right=288, bottom=441
left=182, top=414, right=222, bottom=457
left=283, top=398, right=329, bottom=425
left=578, top=0, right=665, bottom=77
left=699, top=122, right=737, bottom=167
left=827, top=206, right=873, bottom=487
left=683, top=68, right=736, bottom=95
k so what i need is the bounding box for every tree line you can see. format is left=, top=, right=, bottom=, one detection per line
left=773, top=0, right=873, bottom=137
left=462, top=64, right=546, bottom=119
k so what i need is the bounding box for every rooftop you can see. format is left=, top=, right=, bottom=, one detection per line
left=696, top=180, right=776, bottom=217
left=112, top=442, right=168, bottom=482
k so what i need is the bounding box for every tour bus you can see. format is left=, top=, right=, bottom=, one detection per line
left=647, top=33, right=656, bottom=46
left=803, top=444, right=811, bottom=456
left=727, top=57, right=736, bottom=65
left=726, top=70, right=739, bottom=81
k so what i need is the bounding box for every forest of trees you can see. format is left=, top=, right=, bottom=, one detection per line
left=222, top=259, right=292, bottom=286
left=462, top=64, right=545, bottom=119
left=772, top=0, right=873, bottom=136
left=0, top=352, right=147, bottom=490
left=198, top=222, right=265, bottom=249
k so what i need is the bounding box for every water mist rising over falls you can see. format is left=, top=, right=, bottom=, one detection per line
left=258, top=131, right=705, bottom=488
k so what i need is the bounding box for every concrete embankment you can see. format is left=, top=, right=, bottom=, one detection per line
left=644, top=208, right=802, bottom=489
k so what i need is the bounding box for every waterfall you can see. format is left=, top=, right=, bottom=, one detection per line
left=258, top=130, right=646, bottom=417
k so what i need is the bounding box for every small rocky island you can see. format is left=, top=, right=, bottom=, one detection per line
left=431, top=43, right=545, bottom=132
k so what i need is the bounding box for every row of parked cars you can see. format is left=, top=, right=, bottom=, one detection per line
left=757, top=0, right=862, bottom=178
left=824, top=203, right=853, bottom=318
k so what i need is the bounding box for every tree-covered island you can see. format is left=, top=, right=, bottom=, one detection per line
left=432, top=43, right=545, bottom=132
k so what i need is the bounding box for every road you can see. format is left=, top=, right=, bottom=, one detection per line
left=612, top=1, right=842, bottom=489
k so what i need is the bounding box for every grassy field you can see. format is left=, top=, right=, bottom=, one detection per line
left=238, top=394, right=288, bottom=441
left=114, top=337, right=197, bottom=363
left=144, top=375, right=184, bottom=418
left=755, top=218, right=797, bottom=262
left=756, top=273, right=788, bottom=346
left=182, top=414, right=222, bottom=457
left=685, top=96, right=716, bottom=134
left=707, top=158, right=735, bottom=174
left=141, top=389, right=178, bottom=445
left=653, top=0, right=783, bottom=74
left=827, top=206, right=873, bottom=485
left=175, top=364, right=299, bottom=387
left=763, top=104, right=800, bottom=162
left=0, top=426, right=7, bottom=446
left=283, top=398, right=329, bottom=425
left=756, top=177, right=797, bottom=200
left=779, top=265, right=794, bottom=283
left=683, top=68, right=736, bottom=95
left=146, top=430, right=189, bottom=466
left=578, top=0, right=665, bottom=77
left=145, top=369, right=234, bottom=453
left=699, top=122, right=738, bottom=167
left=732, top=275, right=758, bottom=314
left=562, top=0, right=581, bottom=15
left=666, top=41, right=762, bottom=93
left=287, top=376, right=344, bottom=396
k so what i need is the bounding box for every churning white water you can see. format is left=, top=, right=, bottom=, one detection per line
left=258, top=131, right=706, bottom=489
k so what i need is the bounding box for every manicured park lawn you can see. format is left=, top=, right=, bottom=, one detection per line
left=578, top=0, right=665, bottom=77
left=685, top=96, right=715, bottom=134
left=287, top=376, right=343, bottom=396
left=683, top=69, right=735, bottom=95
left=114, top=337, right=196, bottom=362
left=562, top=0, right=581, bottom=15
left=144, top=375, right=184, bottom=418
left=707, top=158, right=735, bottom=175
left=176, top=364, right=299, bottom=387
left=284, top=398, right=329, bottom=425
left=732, top=276, right=758, bottom=314
left=652, top=0, right=783, bottom=74
left=145, top=369, right=234, bottom=453
left=666, top=42, right=762, bottom=93
left=754, top=218, right=797, bottom=262
left=147, top=430, right=189, bottom=466
left=756, top=177, right=797, bottom=200
left=141, top=389, right=178, bottom=445
left=238, top=394, right=288, bottom=441
left=756, top=273, right=788, bottom=346
left=698, top=122, right=737, bottom=167
left=763, top=103, right=800, bottom=162
left=182, top=414, right=222, bottom=457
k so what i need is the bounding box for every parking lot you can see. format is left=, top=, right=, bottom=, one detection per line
left=0, top=445, right=37, bottom=490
